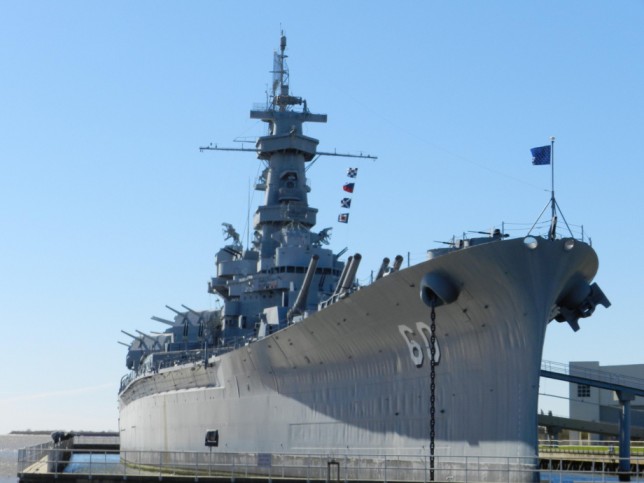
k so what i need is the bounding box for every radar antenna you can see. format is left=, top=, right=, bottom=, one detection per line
left=272, top=34, right=286, bottom=103
left=270, top=32, right=303, bottom=111
left=200, top=144, right=377, bottom=161
left=222, top=223, right=241, bottom=245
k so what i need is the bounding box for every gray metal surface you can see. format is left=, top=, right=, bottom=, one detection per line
left=117, top=35, right=609, bottom=483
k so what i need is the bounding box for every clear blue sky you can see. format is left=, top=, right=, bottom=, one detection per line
left=1, top=1, right=643, bottom=434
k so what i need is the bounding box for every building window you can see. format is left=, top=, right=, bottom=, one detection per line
left=577, top=384, right=591, bottom=398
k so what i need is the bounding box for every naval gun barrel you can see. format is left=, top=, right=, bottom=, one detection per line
left=121, top=330, right=147, bottom=350
left=340, top=253, right=362, bottom=293
left=391, top=255, right=404, bottom=272
left=332, top=255, right=353, bottom=297
left=181, top=304, right=200, bottom=315
left=135, top=330, right=156, bottom=341
left=121, top=330, right=142, bottom=342
left=151, top=316, right=175, bottom=326
left=288, top=254, right=319, bottom=321
left=165, top=305, right=183, bottom=315
left=375, top=257, right=390, bottom=280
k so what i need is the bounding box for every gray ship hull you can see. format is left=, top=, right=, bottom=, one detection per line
left=119, top=236, right=600, bottom=481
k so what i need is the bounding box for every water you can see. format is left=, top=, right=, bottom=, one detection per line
left=63, top=453, right=123, bottom=474
left=0, top=433, right=51, bottom=483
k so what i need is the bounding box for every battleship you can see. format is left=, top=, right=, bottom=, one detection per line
left=118, top=35, right=610, bottom=482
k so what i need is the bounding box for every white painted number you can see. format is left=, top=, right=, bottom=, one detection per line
left=398, top=322, right=441, bottom=368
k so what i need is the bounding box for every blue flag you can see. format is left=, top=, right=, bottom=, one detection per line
left=531, top=145, right=551, bottom=165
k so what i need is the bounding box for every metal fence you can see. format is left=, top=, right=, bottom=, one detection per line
left=541, top=360, right=644, bottom=392
left=16, top=445, right=644, bottom=482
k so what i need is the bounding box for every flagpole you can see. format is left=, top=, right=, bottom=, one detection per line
left=550, top=136, right=556, bottom=220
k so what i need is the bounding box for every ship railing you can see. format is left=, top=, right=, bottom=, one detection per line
left=503, top=220, right=588, bottom=243
left=119, top=338, right=255, bottom=392
left=252, top=102, right=270, bottom=112
left=318, top=285, right=361, bottom=310
left=17, top=446, right=644, bottom=482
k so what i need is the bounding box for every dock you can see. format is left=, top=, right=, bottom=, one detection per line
left=17, top=434, right=644, bottom=483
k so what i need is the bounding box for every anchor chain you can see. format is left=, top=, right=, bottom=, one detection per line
left=430, top=298, right=437, bottom=481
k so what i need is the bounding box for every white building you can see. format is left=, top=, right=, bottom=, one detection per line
left=568, top=361, right=644, bottom=443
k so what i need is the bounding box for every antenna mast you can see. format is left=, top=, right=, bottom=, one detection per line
left=549, top=136, right=557, bottom=240
left=270, top=32, right=306, bottom=112
left=528, top=136, right=575, bottom=240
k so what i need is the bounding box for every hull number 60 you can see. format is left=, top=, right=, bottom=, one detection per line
left=398, top=323, right=441, bottom=368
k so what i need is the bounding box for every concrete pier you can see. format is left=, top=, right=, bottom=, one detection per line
left=17, top=434, right=644, bottom=483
